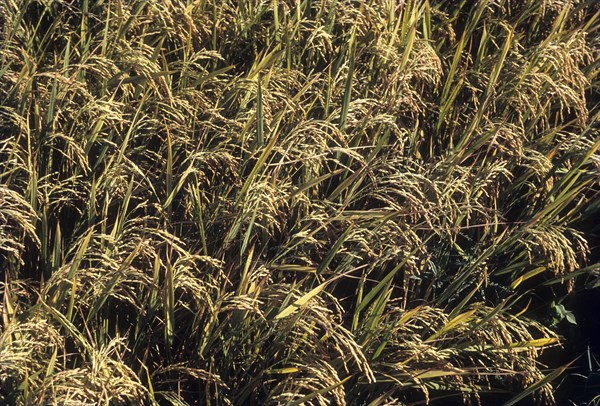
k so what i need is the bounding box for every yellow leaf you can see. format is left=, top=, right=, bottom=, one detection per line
left=426, top=309, right=476, bottom=341
left=509, top=338, right=559, bottom=348
left=511, top=267, right=545, bottom=289
left=414, top=369, right=464, bottom=379
left=398, top=306, right=422, bottom=325
left=267, top=367, right=300, bottom=374
left=275, top=282, right=328, bottom=319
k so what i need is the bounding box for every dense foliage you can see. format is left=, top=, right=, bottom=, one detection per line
left=1, top=0, right=599, bottom=404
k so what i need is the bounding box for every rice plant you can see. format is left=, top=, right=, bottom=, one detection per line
left=1, top=0, right=599, bottom=404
